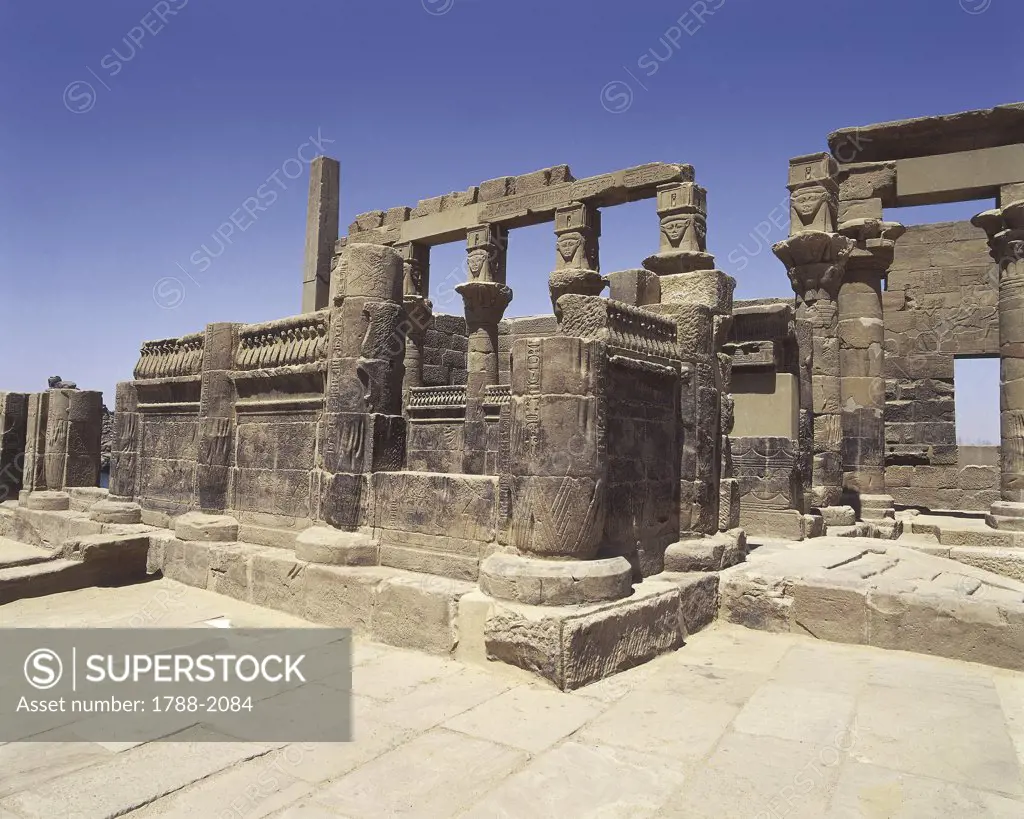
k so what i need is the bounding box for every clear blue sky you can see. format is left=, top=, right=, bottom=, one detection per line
left=2, top=0, right=1019, bottom=441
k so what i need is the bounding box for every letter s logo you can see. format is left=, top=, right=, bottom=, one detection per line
left=24, top=648, right=63, bottom=690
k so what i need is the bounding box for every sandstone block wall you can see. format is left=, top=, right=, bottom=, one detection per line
left=883, top=220, right=1000, bottom=510
left=498, top=315, right=558, bottom=386
left=140, top=411, right=199, bottom=515
left=372, top=472, right=498, bottom=581
left=422, top=314, right=468, bottom=387
left=420, top=313, right=559, bottom=389
left=601, top=359, right=680, bottom=575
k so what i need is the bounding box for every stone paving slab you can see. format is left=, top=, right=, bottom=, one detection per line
left=721, top=538, right=1024, bottom=671
left=0, top=580, right=1023, bottom=818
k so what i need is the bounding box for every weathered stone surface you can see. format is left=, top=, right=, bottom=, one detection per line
left=68, top=486, right=108, bottom=512
left=23, top=491, right=70, bottom=511
left=484, top=581, right=685, bottom=690
left=174, top=512, right=239, bottom=543
left=607, top=268, right=660, bottom=306
left=55, top=112, right=1024, bottom=692
left=372, top=573, right=474, bottom=655
left=87, top=500, right=142, bottom=524
left=721, top=539, right=1024, bottom=670
left=828, top=102, right=1024, bottom=163
left=60, top=532, right=149, bottom=565
left=479, top=553, right=632, bottom=606
left=295, top=526, right=377, bottom=566
left=820, top=505, right=856, bottom=526
left=664, top=530, right=747, bottom=573
left=672, top=571, right=720, bottom=635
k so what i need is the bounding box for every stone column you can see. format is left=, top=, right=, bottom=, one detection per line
left=195, top=323, right=239, bottom=512
left=479, top=333, right=632, bottom=604
left=773, top=153, right=853, bottom=511
left=22, top=392, right=48, bottom=495
left=43, top=389, right=104, bottom=491
left=642, top=181, right=735, bottom=537
left=457, top=281, right=512, bottom=474
left=401, top=296, right=432, bottom=393
left=320, top=243, right=406, bottom=532
left=302, top=156, right=340, bottom=313
left=396, top=242, right=433, bottom=408
left=457, top=224, right=511, bottom=474
left=974, top=197, right=1024, bottom=530
left=548, top=201, right=604, bottom=321
left=0, top=392, right=27, bottom=503
left=109, top=382, right=139, bottom=502
left=397, top=241, right=430, bottom=300
left=837, top=218, right=905, bottom=532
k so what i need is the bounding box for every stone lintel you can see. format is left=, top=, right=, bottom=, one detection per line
left=894, top=144, right=1024, bottom=207
left=342, top=162, right=693, bottom=248
left=828, top=102, right=1024, bottom=163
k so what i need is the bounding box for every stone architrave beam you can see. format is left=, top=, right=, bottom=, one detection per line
left=339, top=162, right=694, bottom=249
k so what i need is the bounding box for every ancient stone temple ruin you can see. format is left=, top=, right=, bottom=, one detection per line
left=3, top=101, right=1024, bottom=688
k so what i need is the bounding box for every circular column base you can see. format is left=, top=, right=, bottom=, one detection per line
left=479, top=553, right=633, bottom=606
left=24, top=491, right=71, bottom=511
left=89, top=500, right=143, bottom=524
left=295, top=526, right=378, bottom=566
left=174, top=512, right=239, bottom=543
left=987, top=501, right=1024, bottom=532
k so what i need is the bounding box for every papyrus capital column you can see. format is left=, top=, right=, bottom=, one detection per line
left=457, top=279, right=512, bottom=474
left=836, top=219, right=906, bottom=530
left=397, top=235, right=433, bottom=403
left=773, top=153, right=853, bottom=511
left=974, top=201, right=1024, bottom=529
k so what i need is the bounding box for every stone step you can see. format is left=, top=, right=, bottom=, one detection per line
left=827, top=523, right=875, bottom=538
left=0, top=558, right=89, bottom=604
left=0, top=533, right=150, bottom=605
left=379, top=542, right=481, bottom=582
left=0, top=537, right=55, bottom=569
left=150, top=533, right=476, bottom=656
left=719, top=540, right=1024, bottom=672
left=902, top=541, right=1024, bottom=584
